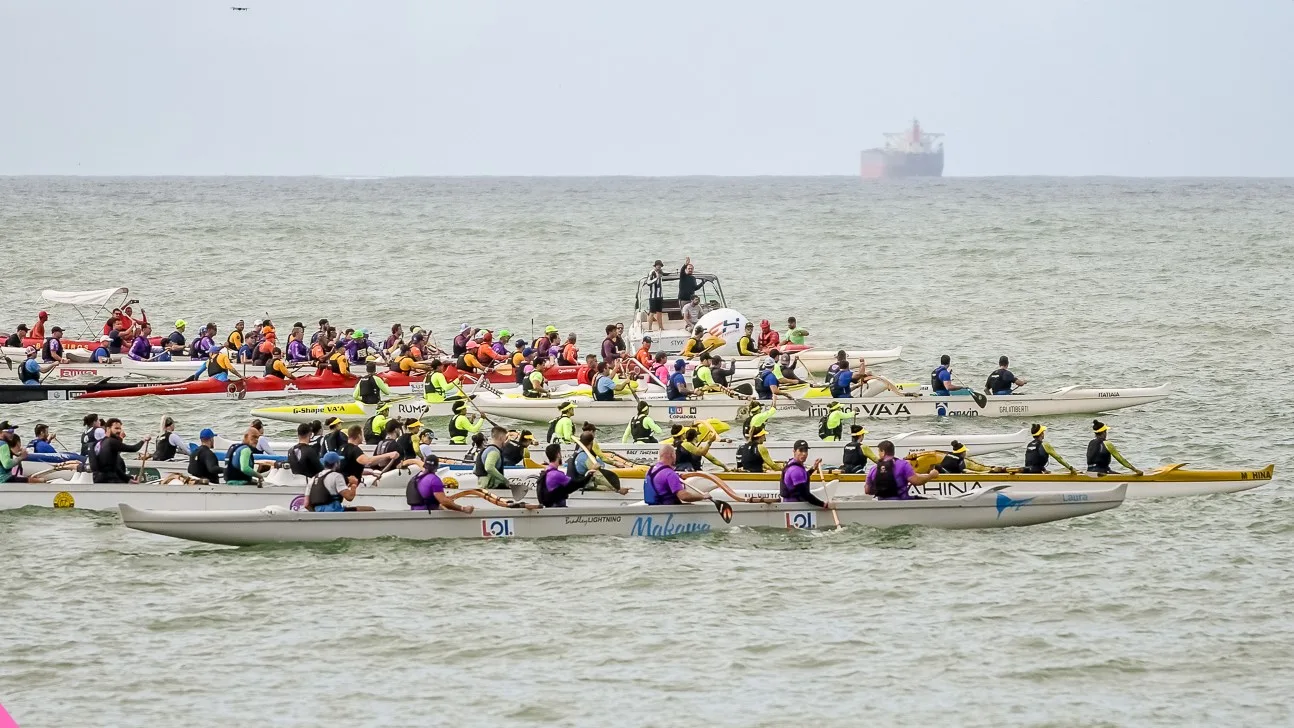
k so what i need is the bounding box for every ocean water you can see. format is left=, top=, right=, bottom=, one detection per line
left=1, top=176, right=1292, bottom=727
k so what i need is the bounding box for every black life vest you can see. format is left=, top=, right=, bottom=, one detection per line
left=930, top=365, right=950, bottom=393
left=742, top=414, right=756, bottom=439
left=308, top=472, right=340, bottom=507
left=1023, top=438, right=1049, bottom=473
left=265, top=360, right=285, bottom=378
left=18, top=359, right=40, bottom=384
left=737, top=441, right=764, bottom=473
left=675, top=442, right=701, bottom=472
left=500, top=440, right=525, bottom=466
left=288, top=443, right=322, bottom=477
left=362, top=416, right=383, bottom=445
left=152, top=434, right=178, bottom=461
left=323, top=429, right=346, bottom=454
left=713, top=364, right=730, bottom=387
left=534, top=468, right=556, bottom=507
left=691, top=367, right=709, bottom=389
left=591, top=375, right=616, bottom=401
left=985, top=368, right=1009, bottom=393
left=521, top=371, right=538, bottom=397
left=546, top=415, right=570, bottom=443
left=80, top=428, right=95, bottom=457
left=514, top=365, right=526, bottom=385
left=224, top=444, right=251, bottom=482
left=187, top=445, right=219, bottom=481
left=449, top=415, right=469, bottom=442
left=356, top=375, right=381, bottom=405
left=374, top=438, right=398, bottom=458
left=737, top=335, right=754, bottom=355
left=754, top=372, right=773, bottom=399
left=1086, top=438, right=1112, bottom=472
left=817, top=415, right=841, bottom=440
left=474, top=444, right=500, bottom=479
left=328, top=353, right=345, bottom=375
left=406, top=471, right=437, bottom=509
left=628, top=414, right=656, bottom=443
left=41, top=337, right=56, bottom=361
left=871, top=458, right=899, bottom=499
left=938, top=453, right=965, bottom=474
left=842, top=441, right=866, bottom=474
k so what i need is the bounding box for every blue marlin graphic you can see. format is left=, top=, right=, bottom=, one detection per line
left=995, top=492, right=1036, bottom=517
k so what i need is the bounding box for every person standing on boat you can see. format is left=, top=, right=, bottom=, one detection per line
left=17, top=347, right=57, bottom=385
left=41, top=326, right=69, bottom=364
left=353, top=361, right=390, bottom=405
left=187, top=429, right=221, bottom=483
left=1022, top=424, right=1077, bottom=475
left=985, top=356, right=1027, bottom=395
left=677, top=257, right=699, bottom=306
left=645, top=260, right=667, bottom=333
left=644, top=444, right=710, bottom=505
left=737, top=427, right=777, bottom=473
left=1086, top=420, right=1142, bottom=475
left=622, top=400, right=664, bottom=443
left=666, top=359, right=693, bottom=401
left=865, top=440, right=939, bottom=500
left=92, top=418, right=150, bottom=484
left=841, top=426, right=877, bottom=475
left=780, top=440, right=833, bottom=508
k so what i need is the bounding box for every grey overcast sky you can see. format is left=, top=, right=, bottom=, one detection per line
left=2, top=1, right=1292, bottom=176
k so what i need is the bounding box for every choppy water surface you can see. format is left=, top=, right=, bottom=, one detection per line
left=1, top=176, right=1292, bottom=727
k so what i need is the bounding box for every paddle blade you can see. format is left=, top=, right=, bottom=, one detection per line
left=714, top=501, right=734, bottom=523
left=971, top=390, right=987, bottom=408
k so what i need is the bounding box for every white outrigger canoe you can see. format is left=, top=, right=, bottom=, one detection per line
left=249, top=399, right=454, bottom=424
left=786, top=384, right=1172, bottom=419
left=119, top=485, right=1126, bottom=544
left=471, top=393, right=748, bottom=426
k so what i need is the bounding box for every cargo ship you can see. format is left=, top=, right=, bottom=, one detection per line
left=859, top=119, right=944, bottom=178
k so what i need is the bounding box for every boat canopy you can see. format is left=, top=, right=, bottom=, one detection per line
left=41, top=287, right=130, bottom=307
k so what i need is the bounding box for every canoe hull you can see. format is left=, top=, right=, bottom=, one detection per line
left=473, top=396, right=748, bottom=426
left=118, top=487, right=1125, bottom=544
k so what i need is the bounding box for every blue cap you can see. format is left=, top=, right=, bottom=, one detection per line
left=322, top=451, right=343, bottom=466
left=199, top=428, right=215, bottom=440
left=522, top=347, right=534, bottom=357
left=674, top=359, right=686, bottom=370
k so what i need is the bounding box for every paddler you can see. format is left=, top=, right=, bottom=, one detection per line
left=501, top=429, right=536, bottom=466
left=322, top=417, right=347, bottom=454
left=841, top=425, right=876, bottom=474
left=591, top=361, right=631, bottom=401
left=353, top=360, right=390, bottom=405
left=91, top=418, right=149, bottom=483
left=642, top=444, right=711, bottom=505
left=167, top=320, right=186, bottom=350
left=546, top=401, right=577, bottom=444
left=203, top=345, right=242, bottom=383
left=510, top=342, right=530, bottom=380
left=710, top=355, right=736, bottom=388
left=536, top=443, right=582, bottom=507
left=453, top=324, right=474, bottom=356
left=456, top=341, right=485, bottom=374
left=424, top=359, right=461, bottom=401
left=4, top=323, right=29, bottom=348
left=533, top=325, right=558, bottom=358
left=522, top=356, right=552, bottom=398
left=346, top=329, right=379, bottom=364
left=120, top=323, right=148, bottom=361
left=571, top=431, right=630, bottom=494
left=930, top=355, right=971, bottom=396
left=784, top=317, right=809, bottom=346
left=191, top=323, right=217, bottom=360
left=38, top=326, right=68, bottom=364
left=753, top=358, right=782, bottom=405
left=576, top=353, right=598, bottom=386
left=681, top=325, right=707, bottom=358
left=390, top=344, right=431, bottom=375
left=780, top=440, right=833, bottom=508
left=737, top=321, right=758, bottom=356
left=691, top=352, right=720, bottom=392
left=473, top=426, right=511, bottom=492
left=1086, top=420, right=1142, bottom=475
left=557, top=333, right=579, bottom=366
left=493, top=330, right=512, bottom=358
left=622, top=400, right=663, bottom=443
left=866, top=440, right=939, bottom=500
left=665, top=359, right=694, bottom=401
left=407, top=455, right=472, bottom=513
left=474, top=331, right=504, bottom=368
left=757, top=320, right=779, bottom=353
left=985, top=356, right=1027, bottom=395
left=447, top=400, right=484, bottom=446
left=773, top=352, right=806, bottom=386
left=393, top=419, right=423, bottom=463
left=187, top=429, right=222, bottom=483
left=150, top=417, right=190, bottom=462
left=224, top=429, right=264, bottom=485
left=306, top=451, right=376, bottom=512
left=818, top=401, right=850, bottom=441
left=326, top=345, right=351, bottom=377
left=339, top=425, right=399, bottom=483
left=1022, top=424, right=1077, bottom=475
left=741, top=400, right=775, bottom=439
left=927, top=441, right=999, bottom=474
left=362, top=410, right=389, bottom=446
left=287, top=423, right=325, bottom=480
left=286, top=329, right=310, bottom=364
left=18, top=347, right=57, bottom=385
left=310, top=318, right=329, bottom=346
left=383, top=324, right=404, bottom=354
left=651, top=352, right=670, bottom=385
left=675, top=426, right=728, bottom=472
left=737, top=427, right=778, bottom=473
left=226, top=320, right=245, bottom=350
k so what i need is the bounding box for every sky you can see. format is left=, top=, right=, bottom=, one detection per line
left=2, top=0, right=1293, bottom=176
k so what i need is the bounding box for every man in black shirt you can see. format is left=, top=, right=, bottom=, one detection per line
left=287, top=422, right=324, bottom=478
left=340, top=425, right=398, bottom=484
left=93, top=418, right=149, bottom=483
left=677, top=256, right=698, bottom=305
left=187, top=428, right=222, bottom=483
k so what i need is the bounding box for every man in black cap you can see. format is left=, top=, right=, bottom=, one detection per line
left=3, top=323, right=29, bottom=348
